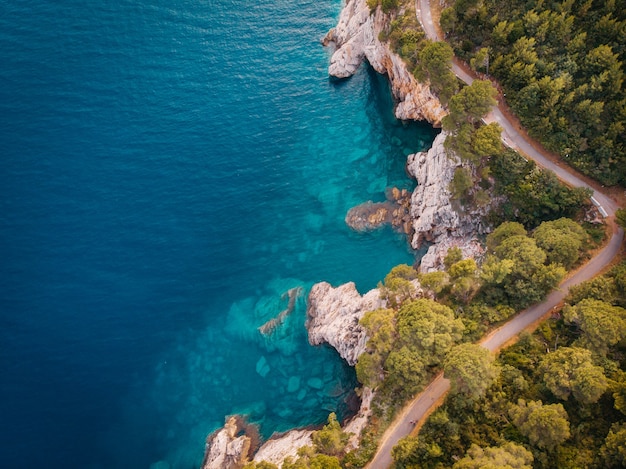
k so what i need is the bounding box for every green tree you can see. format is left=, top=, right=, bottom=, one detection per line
left=444, top=343, right=499, bottom=400
left=312, top=413, right=350, bottom=457
left=486, top=221, right=527, bottom=252
left=600, top=423, right=626, bottom=468
left=616, top=208, right=626, bottom=229
left=444, top=247, right=464, bottom=269
left=244, top=462, right=279, bottom=469
left=509, top=399, right=571, bottom=449
left=449, top=167, right=474, bottom=201
left=566, top=276, right=617, bottom=305
left=540, top=346, right=608, bottom=404
left=563, top=299, right=626, bottom=355
left=449, top=259, right=478, bottom=279
left=418, top=271, right=449, bottom=298
left=470, top=47, right=491, bottom=74
left=419, top=41, right=459, bottom=102
left=447, top=80, right=498, bottom=125
left=383, top=264, right=419, bottom=306
left=453, top=442, right=534, bottom=469
left=397, top=299, right=465, bottom=364
left=532, top=218, right=587, bottom=268
left=471, top=122, right=503, bottom=159
left=357, top=308, right=396, bottom=387
left=384, top=345, right=427, bottom=393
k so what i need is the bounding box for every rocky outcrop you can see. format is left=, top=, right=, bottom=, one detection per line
left=202, top=416, right=251, bottom=469
left=342, top=386, right=374, bottom=450
left=323, top=0, right=445, bottom=125
left=253, top=429, right=314, bottom=467
left=345, top=187, right=413, bottom=236
left=306, top=282, right=385, bottom=366
left=407, top=132, right=488, bottom=271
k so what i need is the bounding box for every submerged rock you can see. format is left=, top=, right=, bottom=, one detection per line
left=306, top=281, right=385, bottom=366
left=256, top=356, right=271, bottom=378
left=323, top=0, right=445, bottom=125
left=287, top=376, right=300, bottom=393
left=345, top=186, right=413, bottom=236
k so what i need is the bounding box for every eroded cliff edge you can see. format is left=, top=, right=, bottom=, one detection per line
left=323, top=0, right=446, bottom=125
left=407, top=131, right=489, bottom=271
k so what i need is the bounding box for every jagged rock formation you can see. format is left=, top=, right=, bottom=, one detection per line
left=323, top=0, right=446, bottom=125
left=253, top=429, right=314, bottom=467
left=342, top=386, right=374, bottom=450
left=407, top=132, right=487, bottom=271
left=345, top=187, right=413, bottom=235
left=202, top=416, right=251, bottom=469
left=306, top=282, right=385, bottom=366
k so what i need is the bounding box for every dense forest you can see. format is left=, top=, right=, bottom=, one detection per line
left=440, top=0, right=626, bottom=185
left=393, top=261, right=626, bottom=468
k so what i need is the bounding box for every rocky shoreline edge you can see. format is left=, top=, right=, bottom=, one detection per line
left=201, top=0, right=490, bottom=467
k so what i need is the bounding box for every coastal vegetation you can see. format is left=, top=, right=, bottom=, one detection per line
left=221, top=0, right=624, bottom=467
left=439, top=0, right=626, bottom=185
left=392, top=262, right=626, bottom=468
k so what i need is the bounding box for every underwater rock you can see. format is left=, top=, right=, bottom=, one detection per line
left=256, top=356, right=271, bottom=378
left=258, top=286, right=303, bottom=335
left=306, top=281, right=384, bottom=366
left=345, top=186, right=413, bottom=236
left=306, top=377, right=323, bottom=390
left=287, top=376, right=300, bottom=393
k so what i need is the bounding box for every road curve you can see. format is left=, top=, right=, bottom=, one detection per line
left=365, top=2, right=624, bottom=468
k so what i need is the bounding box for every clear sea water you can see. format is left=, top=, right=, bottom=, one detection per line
left=0, top=1, right=437, bottom=467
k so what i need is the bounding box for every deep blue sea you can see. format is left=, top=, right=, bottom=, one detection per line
left=0, top=1, right=437, bottom=467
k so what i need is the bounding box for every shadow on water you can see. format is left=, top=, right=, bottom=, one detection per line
left=331, top=63, right=441, bottom=192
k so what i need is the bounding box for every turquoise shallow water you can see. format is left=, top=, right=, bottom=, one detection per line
left=0, top=0, right=437, bottom=467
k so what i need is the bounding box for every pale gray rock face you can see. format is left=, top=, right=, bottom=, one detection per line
left=253, top=429, right=314, bottom=467
left=324, top=0, right=445, bottom=125
left=342, top=386, right=374, bottom=450
left=202, top=417, right=250, bottom=469
left=407, top=132, right=487, bottom=272
left=306, top=281, right=385, bottom=366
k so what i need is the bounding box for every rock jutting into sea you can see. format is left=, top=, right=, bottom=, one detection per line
left=306, top=281, right=385, bottom=366
left=322, top=0, right=446, bottom=125
left=407, top=131, right=490, bottom=272
left=201, top=416, right=253, bottom=469
left=345, top=187, right=413, bottom=236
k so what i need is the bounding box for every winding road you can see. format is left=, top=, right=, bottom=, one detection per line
left=364, top=2, right=624, bottom=467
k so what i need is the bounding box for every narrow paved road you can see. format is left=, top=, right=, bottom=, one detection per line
left=365, top=2, right=624, bottom=468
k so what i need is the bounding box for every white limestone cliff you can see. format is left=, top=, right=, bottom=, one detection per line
left=407, top=131, right=487, bottom=271
left=305, top=281, right=385, bottom=366
left=323, top=0, right=446, bottom=125
left=202, top=417, right=251, bottom=469
left=253, top=429, right=314, bottom=467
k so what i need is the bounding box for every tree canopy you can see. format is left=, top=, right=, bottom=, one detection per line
left=540, top=346, right=608, bottom=404
left=563, top=298, right=626, bottom=355
left=509, top=399, right=571, bottom=449
left=444, top=343, right=499, bottom=400
left=453, top=442, right=534, bottom=469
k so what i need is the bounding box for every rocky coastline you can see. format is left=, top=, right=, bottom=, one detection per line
left=406, top=131, right=488, bottom=271
left=200, top=1, right=492, bottom=466
left=323, top=0, right=446, bottom=125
